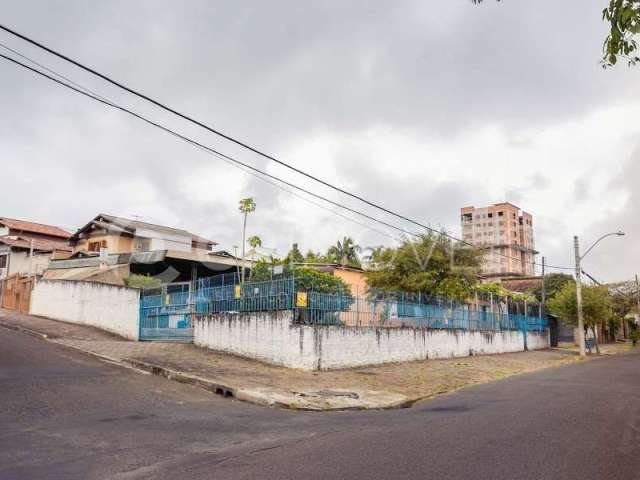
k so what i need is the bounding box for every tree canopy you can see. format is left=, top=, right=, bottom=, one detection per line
left=326, top=236, right=361, bottom=267
left=365, top=233, right=482, bottom=301
left=250, top=262, right=352, bottom=295
left=547, top=283, right=612, bottom=330
left=473, top=0, right=640, bottom=66
left=283, top=243, right=305, bottom=264
left=532, top=273, right=575, bottom=303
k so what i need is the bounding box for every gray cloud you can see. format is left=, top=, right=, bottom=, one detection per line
left=579, top=146, right=640, bottom=282
left=1, top=1, right=639, bottom=277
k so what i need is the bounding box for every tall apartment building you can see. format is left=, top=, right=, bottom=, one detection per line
left=460, top=202, right=536, bottom=277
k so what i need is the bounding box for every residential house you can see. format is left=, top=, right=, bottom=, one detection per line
left=0, top=217, right=72, bottom=280
left=45, top=214, right=251, bottom=285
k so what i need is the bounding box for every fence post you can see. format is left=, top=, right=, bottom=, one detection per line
left=490, top=292, right=494, bottom=330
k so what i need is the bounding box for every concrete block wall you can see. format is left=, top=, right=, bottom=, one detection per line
left=194, top=312, right=549, bottom=371
left=30, top=279, right=140, bottom=340
left=194, top=311, right=318, bottom=370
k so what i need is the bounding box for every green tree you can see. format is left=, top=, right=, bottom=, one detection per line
left=548, top=283, right=613, bottom=353
left=123, top=274, right=162, bottom=290
left=474, top=282, right=535, bottom=304
left=602, top=0, right=640, bottom=66
left=532, top=273, right=575, bottom=302
left=283, top=243, right=305, bottom=265
left=238, top=197, right=256, bottom=283
left=248, top=235, right=262, bottom=249
left=365, top=233, right=482, bottom=301
left=609, top=287, right=637, bottom=339
left=250, top=264, right=352, bottom=296
left=473, top=0, right=640, bottom=66
left=327, top=236, right=361, bottom=267
left=247, top=235, right=262, bottom=280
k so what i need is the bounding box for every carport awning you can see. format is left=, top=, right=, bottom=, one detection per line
left=48, top=250, right=253, bottom=272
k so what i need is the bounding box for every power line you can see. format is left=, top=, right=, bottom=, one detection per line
left=0, top=23, right=573, bottom=272
left=0, top=41, right=573, bottom=272
left=0, top=42, right=400, bottom=241
left=0, top=51, right=420, bottom=241
left=0, top=47, right=572, bottom=271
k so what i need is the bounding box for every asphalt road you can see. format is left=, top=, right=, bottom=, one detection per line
left=1, top=327, right=639, bottom=480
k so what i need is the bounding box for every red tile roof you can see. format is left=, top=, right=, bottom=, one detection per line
left=0, top=235, right=72, bottom=252
left=0, top=217, right=71, bottom=239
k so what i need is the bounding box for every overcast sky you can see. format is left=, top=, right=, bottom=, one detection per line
left=1, top=1, right=639, bottom=282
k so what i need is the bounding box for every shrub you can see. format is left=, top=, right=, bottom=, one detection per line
left=124, top=274, right=162, bottom=290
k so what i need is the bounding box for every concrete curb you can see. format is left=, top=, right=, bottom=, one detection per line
left=0, top=320, right=49, bottom=340
left=118, top=359, right=414, bottom=411
left=0, top=320, right=411, bottom=411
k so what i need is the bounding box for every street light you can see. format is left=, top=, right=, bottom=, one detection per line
left=574, top=231, right=625, bottom=357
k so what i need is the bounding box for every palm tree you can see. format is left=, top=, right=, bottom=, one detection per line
left=247, top=235, right=262, bottom=281
left=238, top=197, right=256, bottom=283
left=362, top=245, right=385, bottom=268
left=248, top=235, right=262, bottom=250
left=327, top=236, right=361, bottom=267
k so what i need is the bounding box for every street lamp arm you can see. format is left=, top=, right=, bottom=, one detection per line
left=580, top=231, right=625, bottom=260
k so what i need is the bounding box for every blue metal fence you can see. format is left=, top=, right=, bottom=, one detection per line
left=296, top=290, right=547, bottom=332
left=195, top=277, right=295, bottom=314
left=139, top=282, right=194, bottom=341
left=140, top=274, right=548, bottom=339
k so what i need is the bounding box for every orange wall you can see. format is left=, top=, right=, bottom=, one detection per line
left=74, top=234, right=133, bottom=254
left=333, top=269, right=368, bottom=297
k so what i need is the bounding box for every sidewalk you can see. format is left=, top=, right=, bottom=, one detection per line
left=0, top=309, right=587, bottom=411
left=555, top=341, right=635, bottom=356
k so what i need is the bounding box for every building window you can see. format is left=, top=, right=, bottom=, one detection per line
left=134, top=239, right=151, bottom=252
left=88, top=240, right=107, bottom=252
left=498, top=211, right=503, bottom=217
left=0, top=255, right=6, bottom=268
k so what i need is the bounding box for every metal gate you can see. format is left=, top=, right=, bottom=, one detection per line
left=139, top=282, right=194, bottom=342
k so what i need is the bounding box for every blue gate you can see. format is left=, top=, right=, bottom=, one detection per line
left=139, top=282, right=194, bottom=342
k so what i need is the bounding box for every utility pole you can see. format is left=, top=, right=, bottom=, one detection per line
left=540, top=256, right=546, bottom=320
left=574, top=236, right=586, bottom=357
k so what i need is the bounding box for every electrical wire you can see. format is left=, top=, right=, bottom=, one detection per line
left=0, top=23, right=574, bottom=272
left=0, top=51, right=419, bottom=241
left=0, top=41, right=574, bottom=272
left=0, top=43, right=401, bottom=242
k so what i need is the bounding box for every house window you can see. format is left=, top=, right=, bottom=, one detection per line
left=88, top=240, right=107, bottom=252
left=134, top=239, right=151, bottom=252
left=488, top=213, right=493, bottom=218
left=498, top=211, right=503, bottom=217
left=0, top=255, right=6, bottom=268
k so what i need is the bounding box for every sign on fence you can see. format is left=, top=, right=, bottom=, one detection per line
left=296, top=292, right=308, bottom=308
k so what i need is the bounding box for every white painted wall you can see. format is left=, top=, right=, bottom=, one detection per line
left=194, top=312, right=549, bottom=371
left=135, top=228, right=191, bottom=252
left=30, top=279, right=140, bottom=340
left=194, top=311, right=318, bottom=369
left=526, top=329, right=551, bottom=350
left=7, top=251, right=52, bottom=277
